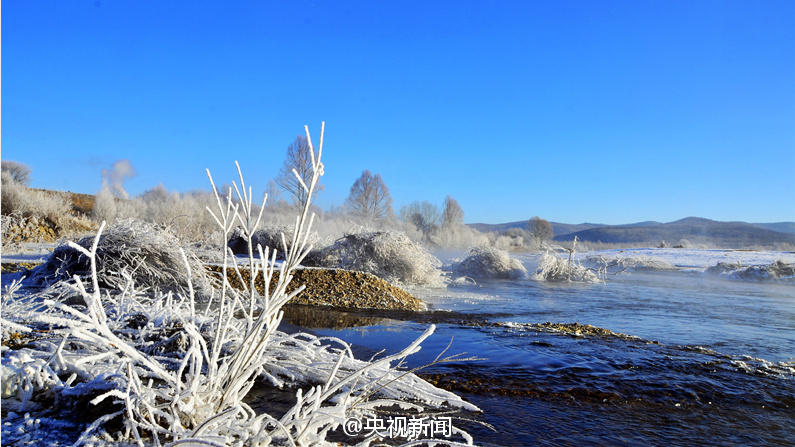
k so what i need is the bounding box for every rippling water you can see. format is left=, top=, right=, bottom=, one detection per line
left=284, top=264, right=795, bottom=446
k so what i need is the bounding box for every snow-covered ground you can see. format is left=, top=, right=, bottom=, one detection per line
left=573, top=248, right=795, bottom=271
left=1, top=242, right=56, bottom=264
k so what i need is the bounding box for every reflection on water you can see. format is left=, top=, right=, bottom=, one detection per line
left=279, top=270, right=794, bottom=446
left=281, top=304, right=386, bottom=329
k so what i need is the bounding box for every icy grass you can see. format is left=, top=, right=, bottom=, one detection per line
left=534, top=253, right=600, bottom=283
left=533, top=238, right=600, bottom=283
left=1, top=123, right=478, bottom=447
left=1, top=172, right=71, bottom=221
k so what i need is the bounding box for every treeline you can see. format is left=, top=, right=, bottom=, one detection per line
left=2, top=140, right=558, bottom=252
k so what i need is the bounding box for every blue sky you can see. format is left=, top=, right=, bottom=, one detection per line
left=3, top=0, right=794, bottom=224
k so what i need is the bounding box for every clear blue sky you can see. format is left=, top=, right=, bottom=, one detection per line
left=3, top=0, right=794, bottom=224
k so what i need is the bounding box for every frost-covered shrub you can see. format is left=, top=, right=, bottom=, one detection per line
left=584, top=255, right=675, bottom=273
left=91, top=184, right=221, bottom=242
left=228, top=225, right=321, bottom=260
left=29, top=218, right=212, bottom=295
left=492, top=234, right=525, bottom=251
left=228, top=225, right=281, bottom=256
left=452, top=246, right=528, bottom=280
left=534, top=252, right=600, bottom=283
left=1, top=171, right=28, bottom=215
left=706, top=260, right=795, bottom=282
left=1, top=173, right=95, bottom=246
left=432, top=224, right=490, bottom=249
left=306, top=231, right=444, bottom=286
left=91, top=186, right=118, bottom=223
left=1, top=171, right=71, bottom=220
left=133, top=188, right=219, bottom=241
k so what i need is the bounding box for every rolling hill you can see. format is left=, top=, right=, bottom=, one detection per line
left=468, top=217, right=795, bottom=248
left=752, top=222, right=795, bottom=235
left=552, top=217, right=795, bottom=247
left=468, top=221, right=605, bottom=237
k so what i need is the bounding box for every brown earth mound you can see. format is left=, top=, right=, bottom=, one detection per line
left=207, top=265, right=425, bottom=311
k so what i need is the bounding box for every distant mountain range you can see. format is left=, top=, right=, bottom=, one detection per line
left=469, top=221, right=603, bottom=236
left=468, top=217, right=795, bottom=247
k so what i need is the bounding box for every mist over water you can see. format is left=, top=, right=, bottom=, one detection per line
left=292, top=255, right=795, bottom=446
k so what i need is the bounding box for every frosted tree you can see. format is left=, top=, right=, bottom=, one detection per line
left=442, top=195, right=465, bottom=228
left=346, top=169, right=393, bottom=221
left=264, top=179, right=283, bottom=206
left=1, top=160, right=31, bottom=185
left=140, top=183, right=170, bottom=202
left=276, top=135, right=323, bottom=209
left=400, top=200, right=440, bottom=241
left=92, top=187, right=118, bottom=223
left=527, top=216, right=553, bottom=249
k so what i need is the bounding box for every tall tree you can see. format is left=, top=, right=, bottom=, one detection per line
left=1, top=160, right=31, bottom=185
left=527, top=216, right=554, bottom=248
left=346, top=170, right=393, bottom=221
left=441, top=195, right=464, bottom=228
left=276, top=136, right=322, bottom=209
left=400, top=201, right=440, bottom=240
left=264, top=179, right=284, bottom=207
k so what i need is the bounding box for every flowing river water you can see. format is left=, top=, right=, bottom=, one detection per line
left=282, top=265, right=795, bottom=446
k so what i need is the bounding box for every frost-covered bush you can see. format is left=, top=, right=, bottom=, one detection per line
left=29, top=218, right=212, bottom=296
left=134, top=188, right=219, bottom=241
left=1, top=171, right=71, bottom=220
left=451, top=246, right=528, bottom=280
left=492, top=233, right=527, bottom=251
left=1, top=172, right=95, bottom=246
left=228, top=225, right=283, bottom=256
left=534, top=252, right=600, bottom=283
left=91, top=186, right=118, bottom=223
left=1, top=171, right=29, bottom=215
left=307, top=231, right=444, bottom=286
left=92, top=183, right=221, bottom=242
left=584, top=255, right=675, bottom=273
left=706, top=260, right=795, bottom=282
left=228, top=225, right=321, bottom=260
left=432, top=224, right=490, bottom=250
